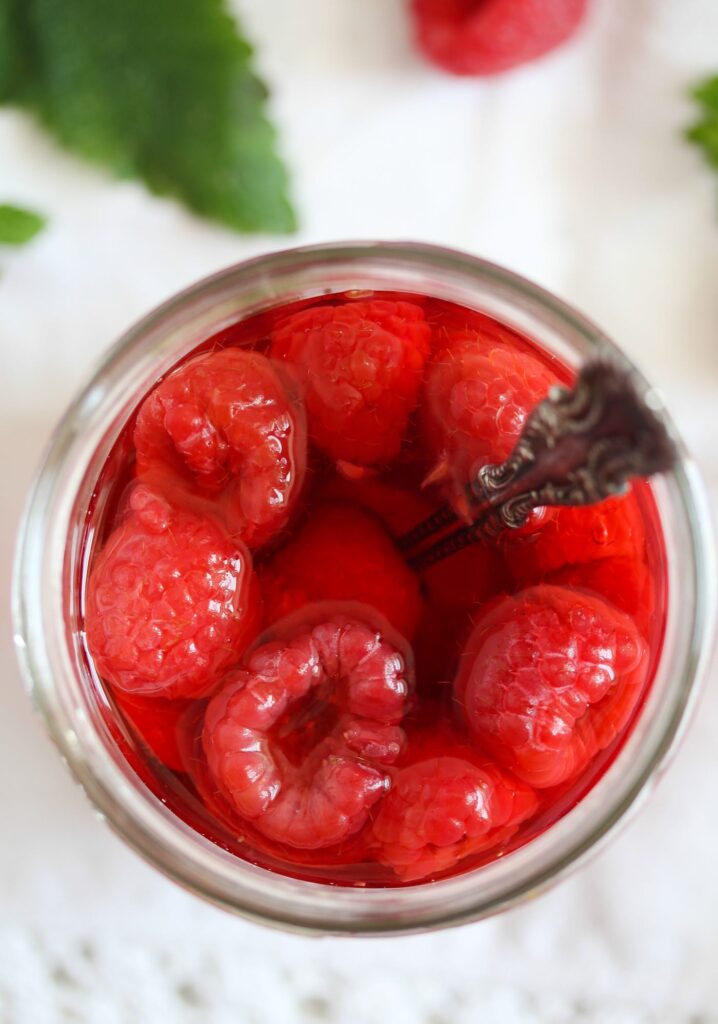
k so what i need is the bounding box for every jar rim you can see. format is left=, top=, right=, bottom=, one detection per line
left=12, top=241, right=716, bottom=935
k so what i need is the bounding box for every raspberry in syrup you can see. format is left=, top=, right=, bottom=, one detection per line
left=82, top=294, right=666, bottom=885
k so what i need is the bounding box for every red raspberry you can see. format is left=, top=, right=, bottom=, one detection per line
left=85, top=485, right=261, bottom=700
left=546, top=558, right=656, bottom=638
left=202, top=613, right=412, bottom=849
left=134, top=348, right=306, bottom=549
left=113, top=692, right=191, bottom=772
left=411, top=0, right=588, bottom=77
left=423, top=334, right=558, bottom=519
left=270, top=300, right=431, bottom=467
left=456, top=585, right=649, bottom=788
left=412, top=541, right=509, bottom=692
left=424, top=539, right=507, bottom=613
left=501, top=493, right=657, bottom=633
left=259, top=502, right=424, bottom=641
left=502, top=494, right=647, bottom=582
left=372, top=728, right=537, bottom=882
left=316, top=474, right=435, bottom=539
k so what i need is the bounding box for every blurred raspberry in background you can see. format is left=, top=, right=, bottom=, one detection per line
left=410, top=0, right=589, bottom=76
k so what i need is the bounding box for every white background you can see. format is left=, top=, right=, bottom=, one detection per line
left=1, top=1, right=718, bottom=1021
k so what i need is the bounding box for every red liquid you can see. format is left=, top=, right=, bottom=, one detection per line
left=80, top=293, right=667, bottom=886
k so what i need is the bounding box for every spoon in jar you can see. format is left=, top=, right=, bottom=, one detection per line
left=399, top=357, right=677, bottom=571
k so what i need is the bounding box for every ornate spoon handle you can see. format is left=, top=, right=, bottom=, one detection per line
left=473, top=357, right=677, bottom=529
left=406, top=357, right=677, bottom=570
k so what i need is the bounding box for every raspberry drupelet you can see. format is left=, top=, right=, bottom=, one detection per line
left=82, top=293, right=666, bottom=885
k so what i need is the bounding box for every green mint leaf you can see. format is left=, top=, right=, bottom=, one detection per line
left=0, top=203, right=47, bottom=244
left=0, top=1, right=19, bottom=98
left=686, top=76, right=718, bottom=173
left=1, top=0, right=295, bottom=234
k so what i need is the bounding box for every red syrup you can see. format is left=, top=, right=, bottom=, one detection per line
left=79, top=292, right=667, bottom=886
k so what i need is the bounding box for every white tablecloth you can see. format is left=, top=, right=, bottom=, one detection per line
left=2, top=1, right=717, bottom=1021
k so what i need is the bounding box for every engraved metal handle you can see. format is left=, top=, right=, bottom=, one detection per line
left=472, top=357, right=677, bottom=530
left=403, top=357, right=678, bottom=570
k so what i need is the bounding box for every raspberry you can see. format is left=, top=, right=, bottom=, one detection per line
left=113, top=692, right=191, bottom=772
left=424, top=539, right=507, bottom=613
left=202, top=613, right=412, bottom=849
left=259, top=502, right=424, bottom=641
left=546, top=558, right=656, bottom=637
left=502, top=494, right=647, bottom=583
left=270, top=300, right=431, bottom=467
left=316, top=474, right=435, bottom=539
left=411, top=0, right=588, bottom=77
left=372, top=728, right=537, bottom=882
left=85, top=485, right=261, bottom=700
left=411, top=541, right=509, bottom=692
left=456, top=585, right=649, bottom=788
left=501, top=494, right=656, bottom=633
left=423, top=334, right=558, bottom=519
left=134, top=348, right=306, bottom=548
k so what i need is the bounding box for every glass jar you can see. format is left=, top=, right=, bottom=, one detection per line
left=13, top=241, right=715, bottom=935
